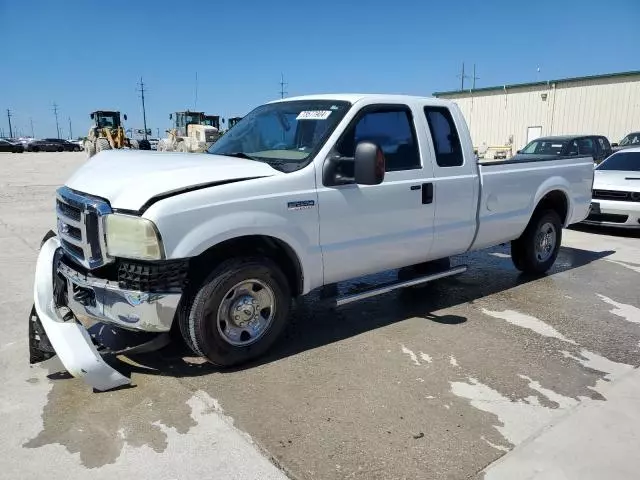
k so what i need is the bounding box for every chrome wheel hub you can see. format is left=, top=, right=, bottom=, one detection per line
left=217, top=279, right=276, bottom=346
left=535, top=222, right=556, bottom=262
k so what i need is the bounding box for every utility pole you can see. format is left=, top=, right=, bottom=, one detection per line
left=194, top=72, right=198, bottom=110
left=279, top=73, right=288, bottom=99
left=29, top=117, right=34, bottom=138
left=53, top=103, right=60, bottom=139
left=457, top=63, right=471, bottom=91
left=137, top=77, right=148, bottom=140
left=68, top=117, right=73, bottom=139
left=6, top=109, right=13, bottom=138
left=156, top=127, right=160, bottom=138
left=472, top=64, right=480, bottom=90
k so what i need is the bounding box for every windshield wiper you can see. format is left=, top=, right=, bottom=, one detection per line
left=217, top=152, right=256, bottom=160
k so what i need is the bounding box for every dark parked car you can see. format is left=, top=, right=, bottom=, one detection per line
left=514, top=135, right=612, bottom=164
left=0, top=139, right=24, bottom=153
left=26, top=138, right=81, bottom=152
left=612, top=132, right=640, bottom=152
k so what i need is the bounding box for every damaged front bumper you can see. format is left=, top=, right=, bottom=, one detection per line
left=31, top=236, right=182, bottom=391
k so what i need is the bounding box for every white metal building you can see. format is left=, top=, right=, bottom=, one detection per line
left=433, top=70, right=640, bottom=158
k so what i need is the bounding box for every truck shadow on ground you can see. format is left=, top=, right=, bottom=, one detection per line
left=117, top=243, right=615, bottom=379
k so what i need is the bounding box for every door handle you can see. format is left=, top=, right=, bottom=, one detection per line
left=410, top=185, right=421, bottom=191
left=422, top=183, right=433, bottom=204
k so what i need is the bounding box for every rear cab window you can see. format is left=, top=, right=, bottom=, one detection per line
left=423, top=107, right=463, bottom=167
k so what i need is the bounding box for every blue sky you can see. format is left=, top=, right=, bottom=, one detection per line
left=1, top=0, right=639, bottom=139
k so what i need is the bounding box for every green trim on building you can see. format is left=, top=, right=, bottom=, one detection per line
left=433, top=70, right=640, bottom=97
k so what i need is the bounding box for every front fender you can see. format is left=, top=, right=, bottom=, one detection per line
left=166, top=210, right=322, bottom=294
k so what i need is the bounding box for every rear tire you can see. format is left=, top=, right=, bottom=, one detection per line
left=96, top=137, right=111, bottom=153
left=85, top=140, right=96, bottom=158
left=138, top=139, right=151, bottom=150
left=32, top=147, right=40, bottom=153
left=178, top=257, right=291, bottom=367
left=177, top=141, right=188, bottom=153
left=57, top=147, right=64, bottom=152
left=511, top=209, right=562, bottom=274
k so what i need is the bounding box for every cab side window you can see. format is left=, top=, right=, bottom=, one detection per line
left=336, top=106, right=420, bottom=172
left=423, top=107, right=463, bottom=167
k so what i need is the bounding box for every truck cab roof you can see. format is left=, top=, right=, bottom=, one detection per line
left=268, top=93, right=455, bottom=107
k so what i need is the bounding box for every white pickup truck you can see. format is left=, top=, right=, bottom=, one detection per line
left=31, top=94, right=594, bottom=391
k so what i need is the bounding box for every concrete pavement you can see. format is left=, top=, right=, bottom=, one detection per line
left=484, top=366, right=640, bottom=480
left=1, top=152, right=639, bottom=480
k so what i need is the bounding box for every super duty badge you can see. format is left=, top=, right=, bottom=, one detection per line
left=287, top=200, right=315, bottom=210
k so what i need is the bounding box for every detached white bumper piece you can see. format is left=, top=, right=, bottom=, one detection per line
left=33, top=237, right=130, bottom=391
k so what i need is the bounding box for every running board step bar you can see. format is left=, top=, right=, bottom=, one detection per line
left=335, top=265, right=468, bottom=307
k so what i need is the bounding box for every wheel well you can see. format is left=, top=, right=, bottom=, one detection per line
left=535, top=190, right=568, bottom=225
left=189, top=235, right=303, bottom=296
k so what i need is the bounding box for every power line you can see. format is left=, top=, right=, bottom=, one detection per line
left=52, top=103, right=60, bottom=139
left=279, top=73, right=288, bottom=99
left=6, top=109, right=13, bottom=138
left=137, top=77, right=149, bottom=140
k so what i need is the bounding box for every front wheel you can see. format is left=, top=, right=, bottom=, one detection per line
left=179, top=257, right=291, bottom=367
left=511, top=210, right=562, bottom=274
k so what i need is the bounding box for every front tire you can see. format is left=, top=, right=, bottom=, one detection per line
left=179, top=257, right=291, bottom=367
left=511, top=210, right=562, bottom=274
left=96, top=137, right=111, bottom=153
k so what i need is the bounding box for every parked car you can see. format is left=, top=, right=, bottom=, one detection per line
left=514, top=135, right=612, bottom=164
left=30, top=94, right=594, bottom=391
left=0, top=139, right=24, bottom=153
left=583, top=147, right=640, bottom=229
left=148, top=138, right=159, bottom=150
left=612, top=132, right=640, bottom=152
left=26, top=138, right=81, bottom=152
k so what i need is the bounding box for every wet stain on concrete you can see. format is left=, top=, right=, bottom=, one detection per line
left=23, top=373, right=198, bottom=468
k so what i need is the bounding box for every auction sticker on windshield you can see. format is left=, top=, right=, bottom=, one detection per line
left=297, top=110, right=332, bottom=120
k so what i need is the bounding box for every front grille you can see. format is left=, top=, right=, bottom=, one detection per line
left=118, top=260, right=189, bottom=292
left=56, top=187, right=112, bottom=269
left=586, top=213, right=629, bottom=223
left=593, top=189, right=640, bottom=202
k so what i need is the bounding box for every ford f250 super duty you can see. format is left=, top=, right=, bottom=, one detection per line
left=30, top=94, right=595, bottom=391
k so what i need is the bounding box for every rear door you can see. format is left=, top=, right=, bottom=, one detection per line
left=422, top=105, right=479, bottom=259
left=317, top=103, right=436, bottom=284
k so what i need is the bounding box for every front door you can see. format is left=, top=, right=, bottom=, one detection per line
left=317, top=104, right=435, bottom=285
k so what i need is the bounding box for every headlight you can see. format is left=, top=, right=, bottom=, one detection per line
left=105, top=214, right=164, bottom=260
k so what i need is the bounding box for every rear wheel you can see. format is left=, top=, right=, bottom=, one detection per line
left=84, top=140, right=96, bottom=158
left=57, top=146, right=64, bottom=152
left=177, top=141, right=188, bottom=153
left=96, top=137, right=111, bottom=153
left=178, top=257, right=291, bottom=366
left=139, top=139, right=151, bottom=150
left=32, top=147, right=40, bottom=153
left=511, top=210, right=562, bottom=274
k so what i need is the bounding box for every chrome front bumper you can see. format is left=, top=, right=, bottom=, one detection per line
left=32, top=237, right=182, bottom=391
left=57, top=257, right=181, bottom=333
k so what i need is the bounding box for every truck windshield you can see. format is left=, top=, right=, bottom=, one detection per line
left=207, top=100, right=351, bottom=172
left=597, top=152, right=640, bottom=171
left=619, top=133, right=640, bottom=146
left=521, top=139, right=568, bottom=155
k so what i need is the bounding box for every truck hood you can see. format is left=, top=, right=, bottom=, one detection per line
left=65, top=150, right=281, bottom=211
left=594, top=170, right=640, bottom=192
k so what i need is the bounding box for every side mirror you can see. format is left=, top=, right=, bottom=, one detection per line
left=611, top=143, right=618, bottom=147
left=516, top=150, right=521, bottom=154
left=123, top=114, right=128, bottom=121
left=90, top=113, right=95, bottom=120
left=354, top=142, right=385, bottom=185
left=169, top=114, right=173, bottom=120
